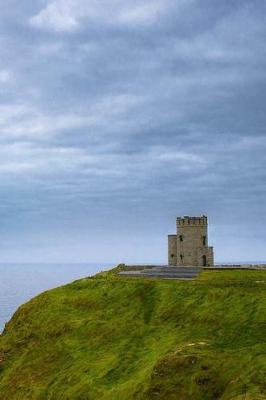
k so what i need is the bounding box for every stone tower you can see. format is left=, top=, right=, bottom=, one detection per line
left=168, top=215, right=214, bottom=267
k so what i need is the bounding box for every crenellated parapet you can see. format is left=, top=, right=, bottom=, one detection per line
left=176, top=216, right=208, bottom=226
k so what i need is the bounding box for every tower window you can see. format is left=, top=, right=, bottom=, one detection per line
left=179, top=235, right=183, bottom=242
left=170, top=253, right=175, bottom=258
left=180, top=254, right=183, bottom=261
left=202, top=236, right=206, bottom=246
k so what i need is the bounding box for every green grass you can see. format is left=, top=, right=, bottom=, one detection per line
left=0, top=267, right=265, bottom=399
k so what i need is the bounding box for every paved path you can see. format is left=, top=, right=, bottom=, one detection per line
left=118, top=266, right=202, bottom=280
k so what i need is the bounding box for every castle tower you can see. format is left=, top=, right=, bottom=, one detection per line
left=168, top=215, right=214, bottom=267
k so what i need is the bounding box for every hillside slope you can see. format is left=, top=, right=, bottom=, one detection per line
left=0, top=268, right=265, bottom=399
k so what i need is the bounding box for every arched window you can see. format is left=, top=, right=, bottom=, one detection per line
left=202, top=255, right=207, bottom=266
left=202, top=236, right=206, bottom=246
left=179, top=235, right=183, bottom=242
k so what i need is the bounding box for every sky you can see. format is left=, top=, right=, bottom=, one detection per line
left=0, top=0, right=266, bottom=264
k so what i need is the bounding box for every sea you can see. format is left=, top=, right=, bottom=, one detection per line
left=0, top=263, right=113, bottom=332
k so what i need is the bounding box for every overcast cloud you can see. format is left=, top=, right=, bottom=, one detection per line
left=0, top=0, right=266, bottom=263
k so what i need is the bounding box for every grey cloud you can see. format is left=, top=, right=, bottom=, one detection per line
left=29, top=0, right=187, bottom=32
left=0, top=0, right=265, bottom=262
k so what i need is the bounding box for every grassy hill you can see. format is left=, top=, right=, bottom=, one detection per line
left=0, top=267, right=265, bottom=399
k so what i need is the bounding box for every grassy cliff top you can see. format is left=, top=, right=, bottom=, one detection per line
left=0, top=267, right=265, bottom=399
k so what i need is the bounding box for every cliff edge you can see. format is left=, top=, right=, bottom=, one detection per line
left=0, top=267, right=265, bottom=399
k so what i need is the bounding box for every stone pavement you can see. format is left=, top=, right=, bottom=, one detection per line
left=118, top=266, right=202, bottom=279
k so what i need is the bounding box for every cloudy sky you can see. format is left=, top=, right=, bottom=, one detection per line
left=0, top=0, right=265, bottom=264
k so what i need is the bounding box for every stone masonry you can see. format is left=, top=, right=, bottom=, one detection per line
left=168, top=215, right=214, bottom=267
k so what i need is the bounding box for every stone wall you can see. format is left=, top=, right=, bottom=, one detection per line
left=197, top=246, right=214, bottom=267
left=168, top=235, right=177, bottom=265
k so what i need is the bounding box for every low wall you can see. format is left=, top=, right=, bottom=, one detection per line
left=211, top=264, right=266, bottom=270
left=123, top=264, right=266, bottom=271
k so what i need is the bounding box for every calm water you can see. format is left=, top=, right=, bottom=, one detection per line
left=0, top=263, right=113, bottom=332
